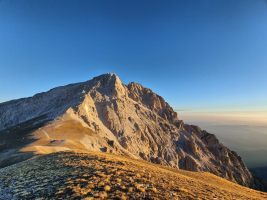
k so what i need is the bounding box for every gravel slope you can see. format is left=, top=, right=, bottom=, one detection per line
left=0, top=151, right=266, bottom=200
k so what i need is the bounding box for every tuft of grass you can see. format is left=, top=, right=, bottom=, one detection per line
left=104, top=185, right=111, bottom=192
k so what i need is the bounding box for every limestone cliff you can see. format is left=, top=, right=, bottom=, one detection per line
left=0, top=73, right=255, bottom=188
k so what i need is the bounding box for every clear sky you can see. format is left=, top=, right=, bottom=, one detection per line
left=0, top=0, right=267, bottom=112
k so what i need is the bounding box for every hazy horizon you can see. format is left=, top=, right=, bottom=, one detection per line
left=180, top=111, right=267, bottom=168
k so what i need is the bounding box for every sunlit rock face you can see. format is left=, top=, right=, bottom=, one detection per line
left=0, top=73, right=255, bottom=188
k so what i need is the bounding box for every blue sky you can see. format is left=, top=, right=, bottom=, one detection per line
left=0, top=0, right=267, bottom=111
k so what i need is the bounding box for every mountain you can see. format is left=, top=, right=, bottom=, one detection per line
left=0, top=73, right=255, bottom=188
left=1, top=151, right=266, bottom=200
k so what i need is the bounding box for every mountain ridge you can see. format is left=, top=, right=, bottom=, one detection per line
left=0, top=73, right=256, bottom=189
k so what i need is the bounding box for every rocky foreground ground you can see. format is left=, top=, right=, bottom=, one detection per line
left=0, top=151, right=266, bottom=200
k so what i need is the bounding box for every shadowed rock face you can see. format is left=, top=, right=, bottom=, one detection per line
left=0, top=73, right=255, bottom=188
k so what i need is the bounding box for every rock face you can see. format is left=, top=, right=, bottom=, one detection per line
left=0, top=73, right=255, bottom=188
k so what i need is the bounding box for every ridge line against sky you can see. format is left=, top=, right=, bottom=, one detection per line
left=0, top=0, right=267, bottom=112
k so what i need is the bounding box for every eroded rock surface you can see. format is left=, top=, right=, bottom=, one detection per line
left=0, top=73, right=255, bottom=188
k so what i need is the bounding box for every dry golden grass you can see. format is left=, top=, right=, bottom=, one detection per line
left=0, top=151, right=266, bottom=200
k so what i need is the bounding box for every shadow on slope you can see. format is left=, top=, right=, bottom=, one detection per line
left=251, top=167, right=267, bottom=192
left=0, top=115, right=50, bottom=168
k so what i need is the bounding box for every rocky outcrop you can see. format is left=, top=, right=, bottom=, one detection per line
left=0, top=73, right=255, bottom=188
left=127, top=82, right=178, bottom=124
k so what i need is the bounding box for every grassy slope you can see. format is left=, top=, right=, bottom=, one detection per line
left=0, top=151, right=266, bottom=200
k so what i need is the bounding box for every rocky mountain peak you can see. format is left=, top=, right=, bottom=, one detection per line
left=89, top=73, right=126, bottom=98
left=0, top=73, right=257, bottom=189
left=127, top=82, right=179, bottom=124
left=91, top=73, right=120, bottom=84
